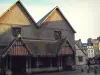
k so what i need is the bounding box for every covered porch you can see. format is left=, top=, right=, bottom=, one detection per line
left=3, top=55, right=32, bottom=73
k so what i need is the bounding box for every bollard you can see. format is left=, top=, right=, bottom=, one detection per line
left=94, top=69, right=97, bottom=74
left=87, top=69, right=90, bottom=73
left=81, top=69, right=84, bottom=72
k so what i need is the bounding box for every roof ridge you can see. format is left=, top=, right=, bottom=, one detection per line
left=37, top=6, right=58, bottom=26
left=17, top=0, right=38, bottom=27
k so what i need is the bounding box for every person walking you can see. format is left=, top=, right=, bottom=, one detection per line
left=87, top=60, right=90, bottom=69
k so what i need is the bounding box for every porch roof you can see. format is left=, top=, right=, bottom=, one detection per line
left=2, top=37, right=31, bottom=57
left=0, top=37, right=74, bottom=57
left=22, top=38, right=63, bottom=55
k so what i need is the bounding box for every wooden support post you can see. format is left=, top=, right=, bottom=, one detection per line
left=26, top=56, right=28, bottom=71
left=36, top=56, right=39, bottom=68
left=29, top=56, right=31, bottom=70
left=6, top=56, right=8, bottom=70
left=61, top=56, right=62, bottom=67
left=60, top=55, right=63, bottom=70
left=9, top=56, right=12, bottom=70
left=58, top=56, right=60, bottom=68
left=50, top=57, right=52, bottom=68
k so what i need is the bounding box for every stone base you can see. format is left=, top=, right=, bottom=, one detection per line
left=5, top=69, right=12, bottom=75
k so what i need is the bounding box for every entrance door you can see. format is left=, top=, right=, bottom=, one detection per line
left=11, top=56, right=26, bottom=73
left=62, top=56, right=73, bottom=70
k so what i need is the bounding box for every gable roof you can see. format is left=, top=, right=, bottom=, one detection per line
left=91, top=39, right=99, bottom=43
left=0, top=37, right=75, bottom=57
left=0, top=0, right=38, bottom=28
left=22, top=37, right=74, bottom=56
left=2, top=37, right=31, bottom=57
left=57, top=38, right=75, bottom=54
left=75, top=39, right=82, bottom=46
left=37, top=6, right=76, bottom=33
left=37, top=6, right=57, bottom=26
left=59, top=39, right=74, bottom=54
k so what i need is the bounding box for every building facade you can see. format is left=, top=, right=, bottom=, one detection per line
left=91, top=39, right=100, bottom=58
left=87, top=44, right=95, bottom=58
left=75, top=43, right=86, bottom=65
left=81, top=43, right=88, bottom=58
left=75, top=40, right=87, bottom=69
left=0, top=1, right=76, bottom=74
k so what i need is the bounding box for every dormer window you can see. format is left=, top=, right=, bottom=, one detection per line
left=12, top=27, right=21, bottom=37
left=54, top=31, right=61, bottom=40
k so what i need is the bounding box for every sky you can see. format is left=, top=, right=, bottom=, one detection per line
left=0, top=0, right=100, bottom=43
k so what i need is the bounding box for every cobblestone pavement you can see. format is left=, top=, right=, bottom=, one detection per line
left=33, top=69, right=100, bottom=75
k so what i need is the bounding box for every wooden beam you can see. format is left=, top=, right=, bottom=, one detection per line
left=6, top=56, right=8, bottom=70
left=36, top=56, right=39, bottom=68
left=50, top=57, right=52, bottom=68
left=9, top=56, right=12, bottom=70
left=26, top=56, right=28, bottom=70
left=29, top=56, right=31, bottom=69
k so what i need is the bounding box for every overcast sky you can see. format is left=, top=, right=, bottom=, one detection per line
left=0, top=0, right=100, bottom=42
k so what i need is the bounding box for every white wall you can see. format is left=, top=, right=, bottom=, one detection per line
left=75, top=44, right=86, bottom=65
left=87, top=46, right=94, bottom=58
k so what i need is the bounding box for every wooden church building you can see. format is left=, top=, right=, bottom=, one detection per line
left=0, top=0, right=76, bottom=74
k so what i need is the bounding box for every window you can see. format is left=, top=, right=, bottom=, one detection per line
left=92, top=54, right=94, bottom=57
left=12, top=27, right=21, bottom=37
left=54, top=31, right=61, bottom=40
left=78, top=56, right=83, bottom=62
left=88, top=50, right=90, bottom=53
left=91, top=50, right=93, bottom=53
left=88, top=54, right=89, bottom=57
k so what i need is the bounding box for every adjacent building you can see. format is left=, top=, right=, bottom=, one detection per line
left=81, top=43, right=88, bottom=57
left=75, top=43, right=86, bottom=66
left=87, top=43, right=94, bottom=58
left=91, top=39, right=100, bottom=58
left=75, top=39, right=87, bottom=68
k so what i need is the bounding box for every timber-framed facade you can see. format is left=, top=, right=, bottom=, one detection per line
left=0, top=0, right=76, bottom=74
left=1, top=37, right=75, bottom=74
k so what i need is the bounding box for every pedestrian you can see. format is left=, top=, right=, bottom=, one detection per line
left=87, top=60, right=90, bottom=69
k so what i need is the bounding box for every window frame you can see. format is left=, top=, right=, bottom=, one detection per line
left=78, top=56, right=83, bottom=62
left=12, top=27, right=21, bottom=37
left=54, top=31, right=62, bottom=40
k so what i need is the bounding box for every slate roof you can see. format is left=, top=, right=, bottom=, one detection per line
left=22, top=38, right=64, bottom=55
left=82, top=43, right=87, bottom=46
left=91, top=39, right=99, bottom=43
left=0, top=37, right=75, bottom=57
